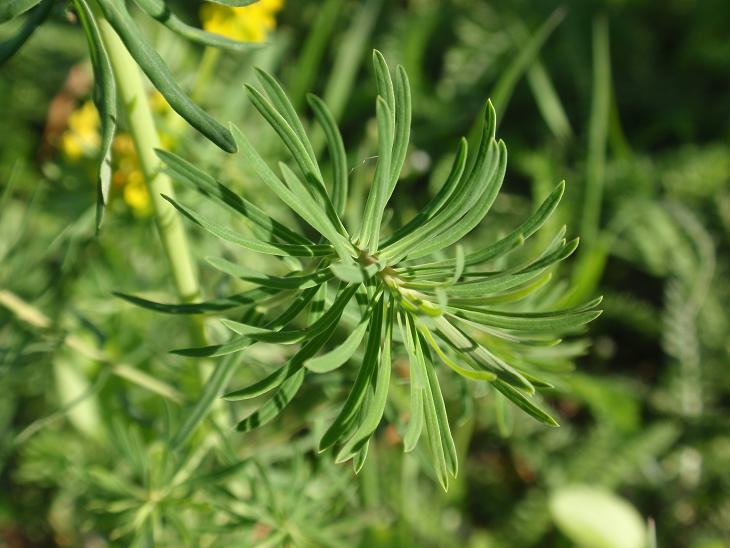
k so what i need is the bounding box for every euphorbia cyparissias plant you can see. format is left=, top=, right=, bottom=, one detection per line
left=120, top=51, right=601, bottom=490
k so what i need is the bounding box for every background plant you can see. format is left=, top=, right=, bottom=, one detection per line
left=1, top=0, right=729, bottom=547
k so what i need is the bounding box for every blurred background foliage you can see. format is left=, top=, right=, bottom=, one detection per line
left=1, top=0, right=729, bottom=546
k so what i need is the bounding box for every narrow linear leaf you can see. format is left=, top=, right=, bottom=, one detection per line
left=171, top=354, right=241, bottom=449
left=415, top=330, right=450, bottom=490
left=319, top=297, right=384, bottom=451
left=255, top=68, right=318, bottom=169
left=223, top=285, right=358, bottom=399
left=358, top=96, right=394, bottom=251
left=162, top=195, right=333, bottom=257
left=493, top=379, right=559, bottom=427
left=305, top=315, right=371, bottom=373
left=0, top=0, right=41, bottom=23
left=0, top=0, right=52, bottom=65
left=308, top=93, right=348, bottom=216
left=232, top=124, right=354, bottom=260
left=420, top=335, right=458, bottom=478
left=329, top=261, right=380, bottom=283
left=114, top=286, right=279, bottom=314
left=74, top=0, right=117, bottom=231
left=206, top=256, right=333, bottom=289
left=133, top=0, right=258, bottom=52
left=157, top=149, right=314, bottom=245
left=336, top=302, right=394, bottom=463
left=389, top=64, right=412, bottom=188
left=419, top=325, right=497, bottom=382
left=398, top=312, right=425, bottom=451
left=381, top=138, right=468, bottom=248
left=96, top=0, right=236, bottom=152
left=235, top=369, right=305, bottom=432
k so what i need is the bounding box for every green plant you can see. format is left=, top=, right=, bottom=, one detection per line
left=2, top=0, right=261, bottom=227
left=120, top=51, right=601, bottom=490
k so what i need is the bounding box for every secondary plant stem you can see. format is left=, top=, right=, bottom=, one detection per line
left=97, top=18, right=199, bottom=300
left=91, top=3, right=205, bottom=345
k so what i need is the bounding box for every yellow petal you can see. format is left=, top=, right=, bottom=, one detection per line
left=200, top=0, right=284, bottom=42
left=123, top=171, right=152, bottom=215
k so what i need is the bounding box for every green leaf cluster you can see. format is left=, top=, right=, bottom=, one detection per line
left=120, top=50, right=601, bottom=490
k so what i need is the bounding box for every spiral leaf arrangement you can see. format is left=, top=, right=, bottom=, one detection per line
left=118, top=51, right=601, bottom=490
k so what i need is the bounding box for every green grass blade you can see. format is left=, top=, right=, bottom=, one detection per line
left=526, top=59, right=573, bottom=141
left=318, top=0, right=382, bottom=128
left=580, top=15, right=611, bottom=247
left=288, top=0, right=343, bottom=109
left=490, top=7, right=566, bottom=121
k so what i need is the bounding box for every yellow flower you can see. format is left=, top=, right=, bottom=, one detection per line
left=200, top=0, right=284, bottom=43
left=60, top=98, right=169, bottom=216
left=149, top=90, right=171, bottom=115
left=112, top=134, right=152, bottom=216
left=60, top=100, right=101, bottom=160
left=122, top=170, right=152, bottom=215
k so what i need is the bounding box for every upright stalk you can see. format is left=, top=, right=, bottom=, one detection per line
left=580, top=15, right=611, bottom=247
left=92, top=4, right=205, bottom=344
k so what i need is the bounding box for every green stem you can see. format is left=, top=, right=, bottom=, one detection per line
left=92, top=3, right=205, bottom=345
